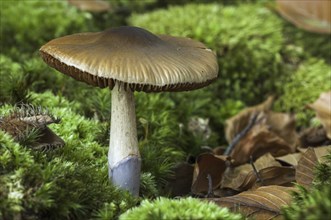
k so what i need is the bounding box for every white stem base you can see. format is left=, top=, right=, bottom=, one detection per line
left=108, top=83, right=141, bottom=196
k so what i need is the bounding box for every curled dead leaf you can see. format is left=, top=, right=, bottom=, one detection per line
left=166, top=162, right=194, bottom=197
left=276, top=153, right=302, bottom=167
left=209, top=185, right=296, bottom=219
left=296, top=147, right=318, bottom=189
left=225, top=96, right=274, bottom=143
left=222, top=153, right=281, bottom=191
left=67, top=0, right=111, bottom=12
left=276, top=0, right=331, bottom=34
left=253, top=166, right=296, bottom=189
left=191, top=153, right=228, bottom=194
left=224, top=97, right=298, bottom=165
left=299, top=126, right=331, bottom=148
left=230, top=120, right=294, bottom=165
left=308, top=91, right=331, bottom=139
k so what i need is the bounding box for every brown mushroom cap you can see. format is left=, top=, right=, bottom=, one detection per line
left=40, top=26, right=218, bottom=92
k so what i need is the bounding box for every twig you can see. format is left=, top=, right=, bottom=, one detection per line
left=224, top=112, right=259, bottom=156
left=205, top=174, right=213, bottom=198
left=250, top=155, right=263, bottom=184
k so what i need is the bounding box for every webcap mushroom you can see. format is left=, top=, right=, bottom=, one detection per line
left=39, top=26, right=218, bottom=196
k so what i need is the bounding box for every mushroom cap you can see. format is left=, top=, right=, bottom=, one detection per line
left=40, top=26, right=218, bottom=92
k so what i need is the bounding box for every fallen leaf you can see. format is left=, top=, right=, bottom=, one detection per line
left=296, top=147, right=318, bottom=189
left=276, top=153, right=302, bottom=167
left=299, top=126, right=331, bottom=147
left=266, top=111, right=299, bottom=151
left=166, top=162, right=194, bottom=197
left=191, top=153, right=228, bottom=194
left=225, top=96, right=274, bottom=143
left=209, top=185, right=296, bottom=219
left=224, top=97, right=298, bottom=165
left=67, top=0, right=111, bottom=12
left=222, top=153, right=281, bottom=191
left=0, top=106, right=64, bottom=151
left=230, top=120, right=293, bottom=165
left=314, top=145, right=331, bottom=163
left=276, top=0, right=331, bottom=33
left=253, top=166, right=296, bottom=189
left=308, top=91, right=331, bottom=139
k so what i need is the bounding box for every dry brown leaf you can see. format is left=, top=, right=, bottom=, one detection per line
left=225, top=96, right=274, bottom=143
left=296, top=147, right=318, bottom=189
left=166, top=162, right=194, bottom=197
left=276, top=153, right=302, bottom=167
left=308, top=91, right=331, bottom=139
left=314, top=145, right=331, bottom=163
left=209, top=185, right=296, bottom=219
left=266, top=111, right=299, bottom=151
left=191, top=153, right=228, bottom=194
left=276, top=0, right=331, bottom=34
left=222, top=153, right=281, bottom=191
left=253, top=166, right=296, bottom=189
left=230, top=121, right=293, bottom=165
left=299, top=126, right=331, bottom=147
left=225, top=97, right=298, bottom=165
left=68, top=0, right=111, bottom=12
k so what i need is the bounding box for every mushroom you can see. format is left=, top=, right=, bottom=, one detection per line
left=39, top=26, right=218, bottom=196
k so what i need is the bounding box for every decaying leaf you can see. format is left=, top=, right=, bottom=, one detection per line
left=253, top=166, right=296, bottom=189
left=308, top=91, right=331, bottom=139
left=266, top=111, right=299, bottom=149
left=67, top=0, right=111, bottom=12
left=299, top=126, right=331, bottom=147
left=209, top=185, right=296, bottom=219
left=276, top=0, right=331, bottom=34
left=296, top=147, right=318, bottom=189
left=166, top=162, right=194, bottom=197
left=222, top=153, right=281, bottom=191
left=0, top=105, right=64, bottom=151
left=314, top=145, right=331, bottom=163
left=191, top=153, right=228, bottom=194
left=225, top=96, right=274, bottom=143
left=224, top=97, right=298, bottom=165
left=276, top=153, right=302, bottom=167
left=230, top=120, right=294, bottom=165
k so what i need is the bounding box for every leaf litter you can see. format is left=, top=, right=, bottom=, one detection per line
left=168, top=92, right=331, bottom=219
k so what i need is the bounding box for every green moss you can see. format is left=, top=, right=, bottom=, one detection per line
left=0, top=102, right=137, bottom=219
left=130, top=3, right=285, bottom=104
left=0, top=55, right=30, bottom=104
left=119, top=197, right=243, bottom=220
left=0, top=0, right=94, bottom=60
left=281, top=21, right=331, bottom=64
left=275, top=59, right=331, bottom=127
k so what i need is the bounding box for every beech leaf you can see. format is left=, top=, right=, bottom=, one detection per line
left=230, top=120, right=293, bottom=165
left=209, top=185, right=295, bottom=219
left=166, top=162, right=194, bottom=197
left=308, top=91, right=331, bottom=139
left=276, top=0, right=331, bottom=33
left=222, top=153, right=281, bottom=191
left=276, top=153, right=302, bottom=167
left=296, top=147, right=318, bottom=189
left=191, top=153, right=228, bottom=194
left=225, top=96, right=274, bottom=143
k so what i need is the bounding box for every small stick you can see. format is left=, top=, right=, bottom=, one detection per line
left=250, top=155, right=263, bottom=184
left=224, top=112, right=259, bottom=156
left=206, top=174, right=213, bottom=198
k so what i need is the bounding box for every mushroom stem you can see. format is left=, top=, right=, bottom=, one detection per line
left=108, top=83, right=141, bottom=196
